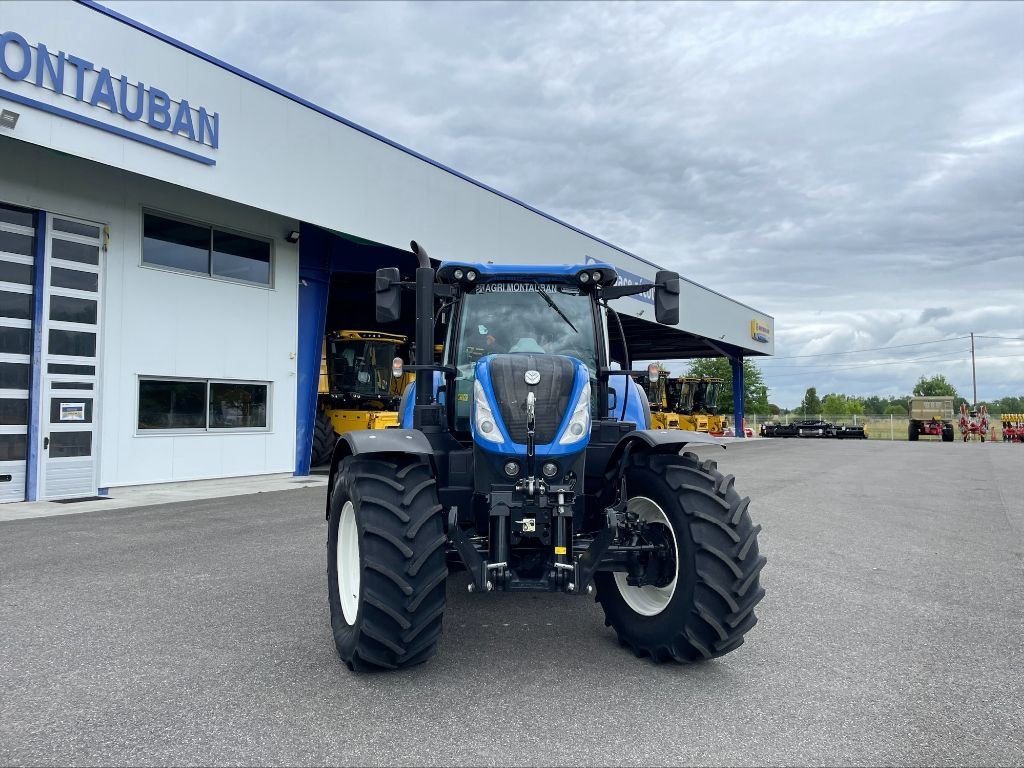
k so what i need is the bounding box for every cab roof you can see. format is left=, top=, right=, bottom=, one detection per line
left=436, top=261, right=618, bottom=286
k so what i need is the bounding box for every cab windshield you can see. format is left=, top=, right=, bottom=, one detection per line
left=454, top=283, right=597, bottom=373
left=327, top=340, right=400, bottom=398
left=452, top=282, right=597, bottom=432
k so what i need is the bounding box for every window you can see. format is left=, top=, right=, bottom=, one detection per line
left=138, top=378, right=270, bottom=431
left=48, top=329, right=96, bottom=357
left=142, top=212, right=272, bottom=286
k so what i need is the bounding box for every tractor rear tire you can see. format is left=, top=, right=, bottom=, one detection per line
left=311, top=410, right=338, bottom=467
left=595, top=450, right=766, bottom=663
left=327, top=456, right=448, bottom=671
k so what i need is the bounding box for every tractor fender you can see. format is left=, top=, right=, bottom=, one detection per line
left=326, top=429, right=434, bottom=518
left=603, top=428, right=727, bottom=477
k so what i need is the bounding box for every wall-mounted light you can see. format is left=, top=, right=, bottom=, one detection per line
left=0, top=110, right=19, bottom=130
left=285, top=230, right=300, bottom=244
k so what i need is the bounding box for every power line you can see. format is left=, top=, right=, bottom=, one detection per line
left=761, top=349, right=972, bottom=370
left=763, top=336, right=969, bottom=360
left=763, top=353, right=971, bottom=378
left=763, top=352, right=1024, bottom=380
left=974, top=334, right=1024, bottom=342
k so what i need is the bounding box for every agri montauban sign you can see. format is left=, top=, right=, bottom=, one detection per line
left=0, top=30, right=218, bottom=166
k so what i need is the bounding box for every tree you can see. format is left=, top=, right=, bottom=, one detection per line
left=821, top=394, right=864, bottom=420
left=862, top=395, right=884, bottom=415
left=883, top=403, right=907, bottom=416
left=800, top=387, right=821, bottom=416
left=913, top=374, right=958, bottom=398
left=822, top=394, right=847, bottom=419
left=685, top=357, right=769, bottom=414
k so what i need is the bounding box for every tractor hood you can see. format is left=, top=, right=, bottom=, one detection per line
left=471, top=353, right=591, bottom=457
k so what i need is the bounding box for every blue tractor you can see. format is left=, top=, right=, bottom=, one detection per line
left=326, top=243, right=765, bottom=670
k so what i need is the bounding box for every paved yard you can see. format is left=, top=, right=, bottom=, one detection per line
left=1, top=440, right=1022, bottom=766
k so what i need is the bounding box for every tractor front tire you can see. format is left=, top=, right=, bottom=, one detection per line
left=327, top=456, right=448, bottom=671
left=311, top=410, right=338, bottom=467
left=595, top=451, right=766, bottom=663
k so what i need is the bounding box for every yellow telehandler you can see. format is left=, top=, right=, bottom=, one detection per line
left=311, top=330, right=415, bottom=466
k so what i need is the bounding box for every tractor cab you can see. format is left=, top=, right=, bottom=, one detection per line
left=678, top=376, right=723, bottom=415
left=441, top=269, right=601, bottom=438
left=322, top=330, right=408, bottom=409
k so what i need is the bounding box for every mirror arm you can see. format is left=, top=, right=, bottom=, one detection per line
left=599, top=283, right=654, bottom=300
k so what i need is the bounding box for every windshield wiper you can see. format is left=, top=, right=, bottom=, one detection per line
left=534, top=284, right=578, bottom=333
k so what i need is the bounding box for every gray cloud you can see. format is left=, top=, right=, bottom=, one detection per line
left=108, top=0, right=1024, bottom=406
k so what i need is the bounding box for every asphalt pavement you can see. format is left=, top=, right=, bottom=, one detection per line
left=1, top=439, right=1022, bottom=766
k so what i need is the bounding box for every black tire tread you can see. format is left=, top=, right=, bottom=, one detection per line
left=328, top=457, right=447, bottom=671
left=595, top=450, right=765, bottom=664
left=310, top=409, right=338, bottom=466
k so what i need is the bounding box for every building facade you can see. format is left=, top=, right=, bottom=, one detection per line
left=0, top=0, right=773, bottom=501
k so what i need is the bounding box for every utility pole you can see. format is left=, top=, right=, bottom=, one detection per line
left=970, top=332, right=977, bottom=407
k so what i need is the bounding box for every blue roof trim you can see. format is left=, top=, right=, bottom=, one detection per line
left=76, top=0, right=773, bottom=321
left=440, top=261, right=615, bottom=279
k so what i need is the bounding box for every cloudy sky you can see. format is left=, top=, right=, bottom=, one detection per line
left=108, top=0, right=1024, bottom=408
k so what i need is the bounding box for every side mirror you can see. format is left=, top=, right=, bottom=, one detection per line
left=654, top=270, right=680, bottom=325
left=375, top=267, right=402, bottom=323
left=608, top=391, right=618, bottom=413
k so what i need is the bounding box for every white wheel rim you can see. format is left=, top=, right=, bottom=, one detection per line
left=338, top=500, right=360, bottom=624
left=613, top=496, right=679, bottom=616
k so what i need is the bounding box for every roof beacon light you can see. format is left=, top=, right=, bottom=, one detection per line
left=648, top=363, right=660, bottom=384
left=392, top=357, right=404, bottom=379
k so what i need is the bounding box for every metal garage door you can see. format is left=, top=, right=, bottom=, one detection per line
left=0, top=204, right=35, bottom=502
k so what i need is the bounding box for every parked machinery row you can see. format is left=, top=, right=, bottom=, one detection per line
left=642, top=372, right=728, bottom=434
left=759, top=420, right=866, bottom=439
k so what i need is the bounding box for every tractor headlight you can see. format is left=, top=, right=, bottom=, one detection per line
left=558, top=380, right=591, bottom=445
left=474, top=380, right=502, bottom=443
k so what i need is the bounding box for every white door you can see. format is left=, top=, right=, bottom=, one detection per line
left=38, top=215, right=103, bottom=500
left=0, top=204, right=36, bottom=503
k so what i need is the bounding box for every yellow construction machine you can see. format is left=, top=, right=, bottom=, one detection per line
left=311, top=330, right=415, bottom=465
left=645, top=373, right=726, bottom=434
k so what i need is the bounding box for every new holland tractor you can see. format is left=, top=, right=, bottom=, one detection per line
left=310, top=330, right=416, bottom=466
left=325, top=244, right=765, bottom=671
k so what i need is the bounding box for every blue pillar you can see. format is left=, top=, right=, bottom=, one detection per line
left=25, top=211, right=47, bottom=500
left=730, top=356, right=745, bottom=438
left=294, top=223, right=330, bottom=475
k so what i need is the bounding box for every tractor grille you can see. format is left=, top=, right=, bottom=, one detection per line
left=487, top=354, right=576, bottom=445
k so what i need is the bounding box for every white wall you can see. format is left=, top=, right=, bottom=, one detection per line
left=0, top=139, right=300, bottom=487
left=0, top=0, right=773, bottom=355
